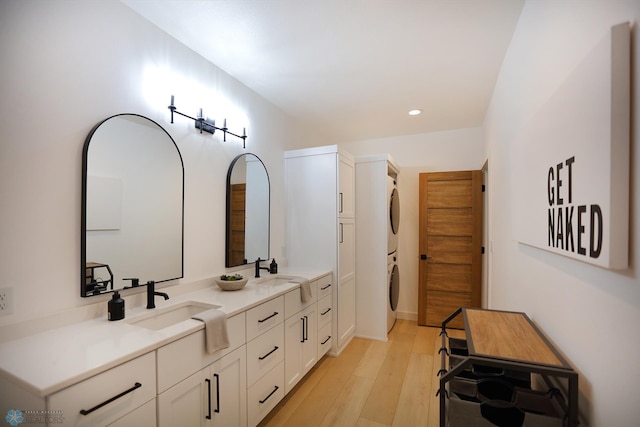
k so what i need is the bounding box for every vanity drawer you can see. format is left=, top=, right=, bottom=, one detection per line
left=157, top=312, right=246, bottom=393
left=246, top=323, right=285, bottom=386
left=317, top=274, right=333, bottom=299
left=284, top=281, right=317, bottom=318
left=318, top=322, right=332, bottom=358
left=246, top=296, right=284, bottom=341
left=48, top=352, right=156, bottom=427
left=317, top=294, right=333, bottom=329
left=247, top=361, right=285, bottom=427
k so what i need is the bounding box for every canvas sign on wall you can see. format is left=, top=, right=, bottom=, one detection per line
left=513, top=23, right=630, bottom=270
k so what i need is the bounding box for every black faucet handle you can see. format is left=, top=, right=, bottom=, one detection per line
left=123, top=278, right=139, bottom=287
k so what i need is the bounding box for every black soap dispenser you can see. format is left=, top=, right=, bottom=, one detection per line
left=108, top=291, right=125, bottom=321
left=269, top=259, right=278, bottom=274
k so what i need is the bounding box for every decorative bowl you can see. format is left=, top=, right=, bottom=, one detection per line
left=215, top=275, right=248, bottom=291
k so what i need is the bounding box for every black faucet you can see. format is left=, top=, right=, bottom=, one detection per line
left=146, top=280, right=169, bottom=309
left=255, top=258, right=270, bottom=278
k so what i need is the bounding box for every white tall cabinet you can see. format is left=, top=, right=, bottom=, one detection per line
left=285, top=145, right=356, bottom=354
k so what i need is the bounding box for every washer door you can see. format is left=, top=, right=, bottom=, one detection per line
left=389, top=263, right=400, bottom=312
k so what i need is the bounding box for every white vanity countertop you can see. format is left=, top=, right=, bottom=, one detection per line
left=0, top=270, right=329, bottom=397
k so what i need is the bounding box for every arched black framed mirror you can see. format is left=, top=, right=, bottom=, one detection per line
left=226, top=153, right=270, bottom=267
left=81, top=114, right=184, bottom=296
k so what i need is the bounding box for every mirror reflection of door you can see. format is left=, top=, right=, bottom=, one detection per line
left=228, top=183, right=247, bottom=266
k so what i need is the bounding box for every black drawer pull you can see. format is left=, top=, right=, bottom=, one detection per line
left=258, top=312, right=278, bottom=323
left=80, top=382, right=142, bottom=415
left=320, top=283, right=332, bottom=290
left=259, top=386, right=279, bottom=404
left=321, top=307, right=331, bottom=316
left=321, top=335, right=332, bottom=345
left=258, top=346, right=279, bottom=360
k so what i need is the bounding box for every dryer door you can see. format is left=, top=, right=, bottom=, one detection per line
left=390, top=186, right=400, bottom=235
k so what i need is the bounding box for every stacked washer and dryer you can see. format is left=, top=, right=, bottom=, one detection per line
left=387, top=174, right=400, bottom=333
left=355, top=155, right=400, bottom=341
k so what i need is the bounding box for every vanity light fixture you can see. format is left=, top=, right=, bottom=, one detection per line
left=168, top=95, right=247, bottom=148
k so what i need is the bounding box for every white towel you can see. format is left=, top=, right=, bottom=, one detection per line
left=191, top=309, right=230, bottom=354
left=297, top=279, right=312, bottom=303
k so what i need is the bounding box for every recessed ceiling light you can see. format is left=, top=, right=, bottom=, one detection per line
left=408, top=109, right=422, bottom=116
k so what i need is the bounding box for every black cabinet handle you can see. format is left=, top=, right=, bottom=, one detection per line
left=320, top=283, right=332, bottom=290
left=79, top=382, right=142, bottom=415
left=304, top=315, right=309, bottom=341
left=259, top=386, right=279, bottom=404
left=300, top=317, right=305, bottom=343
left=321, top=335, right=332, bottom=345
left=213, top=373, right=220, bottom=414
left=339, top=192, right=344, bottom=213
left=258, top=312, right=278, bottom=323
left=339, top=223, right=344, bottom=243
left=205, top=378, right=212, bottom=419
left=258, top=346, right=279, bottom=360
left=321, top=307, right=331, bottom=316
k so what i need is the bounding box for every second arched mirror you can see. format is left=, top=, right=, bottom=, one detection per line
left=226, top=153, right=270, bottom=267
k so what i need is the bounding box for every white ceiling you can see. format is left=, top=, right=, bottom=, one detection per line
left=123, top=0, right=525, bottom=142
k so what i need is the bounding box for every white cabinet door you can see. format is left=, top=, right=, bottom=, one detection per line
left=284, top=304, right=317, bottom=394
left=338, top=154, right=355, bottom=218
left=210, top=346, right=247, bottom=427
left=159, top=346, right=247, bottom=427
left=300, top=304, right=317, bottom=375
left=158, top=369, right=210, bottom=427
left=338, top=218, right=356, bottom=348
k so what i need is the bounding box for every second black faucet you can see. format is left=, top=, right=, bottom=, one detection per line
left=146, top=280, right=169, bottom=309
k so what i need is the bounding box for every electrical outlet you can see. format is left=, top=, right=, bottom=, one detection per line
left=0, top=287, right=14, bottom=315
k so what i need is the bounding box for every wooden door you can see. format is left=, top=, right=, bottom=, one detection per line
left=418, top=171, right=483, bottom=328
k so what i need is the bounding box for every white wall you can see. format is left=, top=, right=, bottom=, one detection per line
left=0, top=0, right=326, bottom=327
left=341, top=127, right=485, bottom=319
left=484, top=1, right=640, bottom=425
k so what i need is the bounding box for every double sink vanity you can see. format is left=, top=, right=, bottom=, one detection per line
left=0, top=114, right=342, bottom=426
left=0, top=270, right=333, bottom=426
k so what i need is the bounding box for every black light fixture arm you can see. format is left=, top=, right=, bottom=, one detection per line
left=168, top=95, right=247, bottom=149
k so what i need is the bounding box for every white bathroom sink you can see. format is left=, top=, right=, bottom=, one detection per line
left=128, top=301, right=220, bottom=330
left=256, top=275, right=299, bottom=286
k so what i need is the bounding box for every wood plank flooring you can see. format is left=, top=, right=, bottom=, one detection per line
left=259, top=320, right=464, bottom=427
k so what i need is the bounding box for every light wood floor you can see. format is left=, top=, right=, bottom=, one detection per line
left=259, top=319, right=465, bottom=427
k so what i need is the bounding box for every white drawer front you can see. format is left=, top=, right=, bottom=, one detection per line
left=247, top=324, right=285, bottom=387
left=48, top=352, right=156, bottom=427
left=318, top=322, right=332, bottom=358
left=108, top=398, right=156, bottom=427
left=284, top=281, right=317, bottom=319
left=157, top=312, right=246, bottom=393
left=246, top=296, right=284, bottom=341
left=317, top=274, right=333, bottom=299
left=317, top=294, right=333, bottom=329
left=247, top=361, right=284, bottom=427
